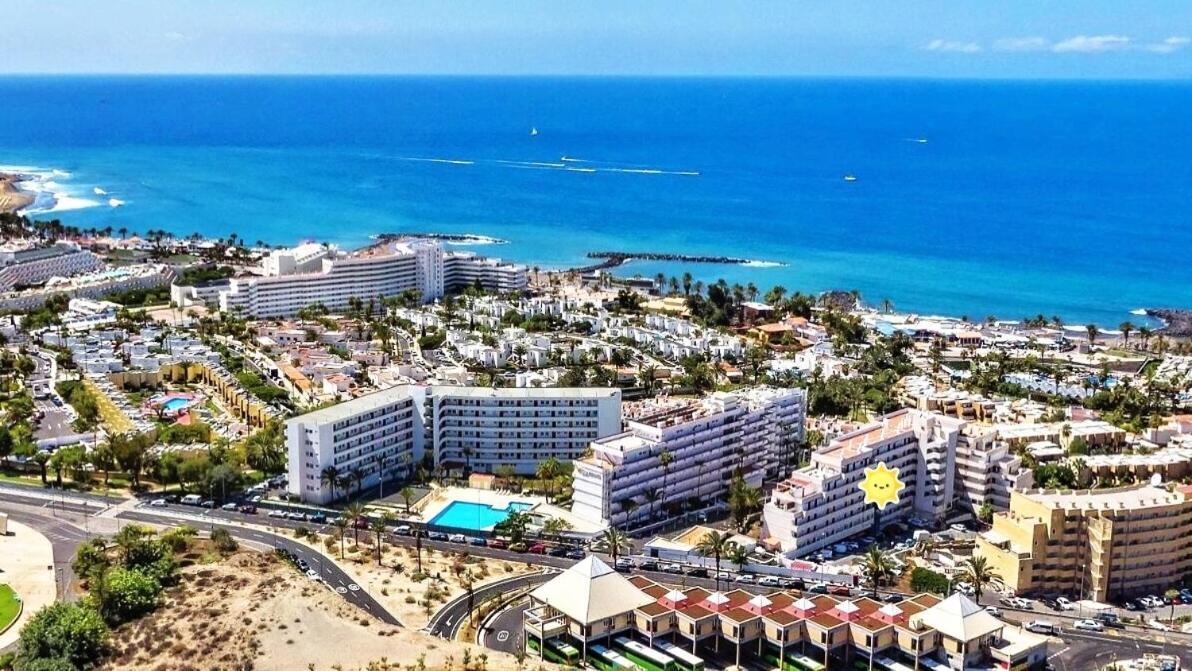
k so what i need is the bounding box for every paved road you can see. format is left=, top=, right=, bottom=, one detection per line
left=485, top=597, right=530, bottom=655
left=1, top=505, right=94, bottom=601
left=427, top=571, right=555, bottom=638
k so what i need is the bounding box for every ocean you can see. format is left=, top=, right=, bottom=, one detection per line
left=1, top=75, right=1189, bottom=326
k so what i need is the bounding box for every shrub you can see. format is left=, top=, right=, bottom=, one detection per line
left=15, top=602, right=109, bottom=670
left=210, top=528, right=238, bottom=554
left=100, top=567, right=161, bottom=624
left=910, top=567, right=951, bottom=595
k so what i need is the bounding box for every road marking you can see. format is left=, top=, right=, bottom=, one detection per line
left=348, top=584, right=359, bottom=591
left=1048, top=647, right=1069, bottom=660
left=497, top=631, right=509, bottom=642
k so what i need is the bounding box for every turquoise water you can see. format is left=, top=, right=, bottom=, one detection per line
left=429, top=501, right=534, bottom=531
left=161, top=397, right=190, bottom=411
left=1, top=76, right=1189, bottom=325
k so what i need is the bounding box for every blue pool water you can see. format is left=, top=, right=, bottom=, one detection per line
left=161, top=397, right=191, bottom=412
left=429, top=501, right=534, bottom=531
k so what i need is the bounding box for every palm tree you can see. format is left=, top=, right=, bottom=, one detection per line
left=658, top=451, right=674, bottom=507
left=1085, top=324, right=1098, bottom=348
left=1119, top=321, right=1134, bottom=347
left=644, top=488, right=662, bottom=523
left=542, top=517, right=573, bottom=538
left=726, top=543, right=749, bottom=574
left=536, top=456, right=563, bottom=498
left=350, top=467, right=365, bottom=497
left=958, top=555, right=1001, bottom=601
left=371, top=516, right=390, bottom=564
left=593, top=527, right=632, bottom=565
left=695, top=530, right=733, bottom=591
left=344, top=502, right=367, bottom=545
left=332, top=518, right=349, bottom=558
left=860, top=546, right=896, bottom=597
left=399, top=485, right=415, bottom=514
left=320, top=466, right=340, bottom=503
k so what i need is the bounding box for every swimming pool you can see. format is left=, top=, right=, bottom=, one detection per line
left=161, top=397, right=191, bottom=412
left=428, top=501, right=534, bottom=531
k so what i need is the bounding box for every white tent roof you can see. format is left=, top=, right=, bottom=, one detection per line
left=917, top=593, right=1004, bottom=642
left=791, top=597, right=817, bottom=611
left=705, top=592, right=730, bottom=605
left=529, top=556, right=653, bottom=625
left=747, top=594, right=772, bottom=609
left=663, top=589, right=688, bottom=603
left=878, top=603, right=903, bottom=618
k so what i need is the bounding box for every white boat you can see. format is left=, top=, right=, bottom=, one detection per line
left=843, top=174, right=857, bottom=182
left=530, top=127, right=539, bottom=136
left=108, top=198, right=125, bottom=207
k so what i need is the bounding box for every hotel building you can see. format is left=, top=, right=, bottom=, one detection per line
left=763, top=410, right=964, bottom=558
left=0, top=241, right=102, bottom=291
left=286, top=385, right=621, bottom=503
left=570, top=387, right=807, bottom=532
left=524, top=556, right=1048, bottom=671
left=976, top=484, right=1192, bottom=602
left=954, top=425, right=1034, bottom=512
left=218, top=239, right=526, bottom=317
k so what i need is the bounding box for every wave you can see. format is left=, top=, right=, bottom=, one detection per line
left=564, top=167, right=597, bottom=173
left=493, top=159, right=566, bottom=168
left=398, top=157, right=475, bottom=165
left=8, top=165, right=103, bottom=214
left=1130, top=308, right=1148, bottom=316
left=560, top=156, right=585, bottom=163
left=740, top=260, right=787, bottom=268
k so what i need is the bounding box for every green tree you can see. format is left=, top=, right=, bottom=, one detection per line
left=494, top=511, right=533, bottom=545
left=695, top=530, right=733, bottom=591
left=958, top=555, right=1001, bottom=600
left=15, top=602, right=110, bottom=670
left=593, top=527, right=632, bottom=565
left=860, top=546, right=897, bottom=597
left=97, top=567, right=161, bottom=624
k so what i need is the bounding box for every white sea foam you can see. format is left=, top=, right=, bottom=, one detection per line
left=740, top=260, right=786, bottom=268
left=444, top=234, right=507, bottom=246
left=399, top=157, right=475, bottom=165
left=560, top=156, right=586, bottom=162
left=565, top=167, right=597, bottom=173
left=9, top=164, right=102, bottom=214
left=1130, top=308, right=1148, bottom=316
left=51, top=169, right=72, bottom=177
left=93, top=187, right=108, bottom=195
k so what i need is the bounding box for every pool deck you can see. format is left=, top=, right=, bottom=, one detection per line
left=416, top=486, right=606, bottom=537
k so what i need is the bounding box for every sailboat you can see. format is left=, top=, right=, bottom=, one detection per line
left=530, top=127, right=539, bottom=136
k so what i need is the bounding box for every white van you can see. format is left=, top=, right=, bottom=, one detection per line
left=1025, top=620, right=1059, bottom=635
left=180, top=494, right=203, bottom=505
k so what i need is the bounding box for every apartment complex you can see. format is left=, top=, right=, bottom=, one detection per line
left=764, top=410, right=963, bottom=558
left=954, top=425, right=1034, bottom=511
left=428, top=386, right=622, bottom=474
left=285, top=385, right=621, bottom=503
left=571, top=387, right=807, bottom=531
left=524, top=556, right=1048, bottom=671
left=217, top=239, right=526, bottom=317
left=976, top=484, right=1192, bottom=602
left=0, top=241, right=102, bottom=291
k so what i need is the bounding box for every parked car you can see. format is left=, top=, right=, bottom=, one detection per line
left=734, top=574, right=755, bottom=584
left=469, top=537, right=487, bottom=547
left=149, top=498, right=167, bottom=507
left=221, top=502, right=238, bottom=511
left=565, top=549, right=586, bottom=560
left=1025, top=621, right=1059, bottom=635
left=1147, top=619, right=1172, bottom=632
left=237, top=505, right=257, bottom=514
left=508, top=542, right=527, bottom=552
left=448, top=533, right=467, bottom=543
left=1056, top=597, right=1075, bottom=611
left=661, top=563, right=683, bottom=574
left=614, top=558, right=634, bottom=572
left=828, top=585, right=852, bottom=596
left=547, top=546, right=569, bottom=557
left=427, top=531, right=449, bottom=541
left=200, top=500, right=216, bottom=508
left=268, top=509, right=286, bottom=518
left=393, top=525, right=412, bottom=536
left=683, top=566, right=708, bottom=578
left=637, top=559, right=659, bottom=571
left=308, top=513, right=327, bottom=524
left=527, top=542, right=547, bottom=554
left=180, top=494, right=203, bottom=505
left=809, top=585, right=829, bottom=595
left=985, top=606, right=1003, bottom=617
left=757, top=576, right=780, bottom=587
left=1074, top=619, right=1104, bottom=632
left=488, top=538, right=507, bottom=549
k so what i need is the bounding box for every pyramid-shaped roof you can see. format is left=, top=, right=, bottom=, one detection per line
left=530, top=556, right=653, bottom=625
left=916, top=592, right=1004, bottom=641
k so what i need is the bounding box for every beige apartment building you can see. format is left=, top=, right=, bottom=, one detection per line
left=976, top=484, right=1192, bottom=602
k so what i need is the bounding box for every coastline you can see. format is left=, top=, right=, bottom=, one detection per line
left=0, top=173, right=34, bottom=214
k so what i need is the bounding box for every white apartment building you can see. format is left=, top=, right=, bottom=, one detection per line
left=571, top=387, right=807, bottom=531
left=0, top=241, right=102, bottom=291
left=763, top=410, right=963, bottom=558
left=218, top=239, right=526, bottom=317
left=286, top=386, right=428, bottom=505
left=955, top=426, right=1034, bottom=512
left=428, top=386, right=622, bottom=475
left=286, top=385, right=622, bottom=503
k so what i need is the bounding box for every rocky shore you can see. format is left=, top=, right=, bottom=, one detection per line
left=0, top=173, right=34, bottom=214
left=572, top=250, right=763, bottom=273
left=1147, top=308, right=1192, bottom=337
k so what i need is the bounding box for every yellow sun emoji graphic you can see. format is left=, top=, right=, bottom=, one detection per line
left=859, top=462, right=905, bottom=510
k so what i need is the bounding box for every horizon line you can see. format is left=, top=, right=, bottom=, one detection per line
left=0, top=71, right=1190, bottom=83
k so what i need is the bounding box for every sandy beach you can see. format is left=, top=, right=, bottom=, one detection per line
left=0, top=173, right=34, bottom=213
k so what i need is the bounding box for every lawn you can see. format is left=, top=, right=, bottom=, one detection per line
left=0, top=584, right=21, bottom=632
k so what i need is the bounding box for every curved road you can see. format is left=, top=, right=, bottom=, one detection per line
left=427, top=570, right=555, bottom=639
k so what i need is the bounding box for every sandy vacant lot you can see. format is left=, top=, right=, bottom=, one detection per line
left=96, top=548, right=552, bottom=671
left=311, top=531, right=539, bottom=629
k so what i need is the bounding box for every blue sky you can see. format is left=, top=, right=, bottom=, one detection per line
left=3, top=1, right=1190, bottom=78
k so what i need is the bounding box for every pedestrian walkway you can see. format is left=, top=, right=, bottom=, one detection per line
left=0, top=520, right=57, bottom=649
